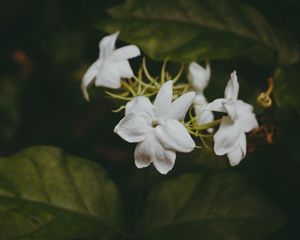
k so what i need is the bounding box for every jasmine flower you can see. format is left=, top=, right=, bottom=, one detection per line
left=206, top=71, right=258, bottom=166
left=114, top=81, right=195, bottom=174
left=81, top=31, right=140, bottom=101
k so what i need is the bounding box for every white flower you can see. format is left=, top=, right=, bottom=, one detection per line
left=81, top=31, right=140, bottom=101
left=188, top=62, right=214, bottom=128
left=114, top=80, right=196, bottom=174
left=188, top=62, right=211, bottom=93
left=206, top=71, right=258, bottom=166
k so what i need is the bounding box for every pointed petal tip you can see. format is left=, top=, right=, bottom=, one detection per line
left=225, top=70, right=239, bottom=100
left=110, top=30, right=120, bottom=39
left=164, top=79, right=173, bottom=86
left=188, top=62, right=210, bottom=92
left=189, top=61, right=204, bottom=70
left=157, top=168, right=170, bottom=175
left=98, top=31, right=119, bottom=51
left=154, top=80, right=173, bottom=114
left=227, top=149, right=244, bottom=167
left=229, top=159, right=240, bottom=167
left=134, top=158, right=151, bottom=169
left=153, top=159, right=174, bottom=174
left=205, top=61, right=211, bottom=78
left=230, top=70, right=238, bottom=81
left=81, top=83, right=90, bottom=101
left=113, top=124, right=119, bottom=134
left=133, top=45, right=141, bottom=56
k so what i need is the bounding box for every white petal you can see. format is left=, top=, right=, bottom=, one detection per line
left=205, top=98, right=227, bottom=113
left=223, top=100, right=238, bottom=120
left=236, top=100, right=258, bottom=132
left=240, top=112, right=258, bottom=132
left=197, top=108, right=214, bottom=124
left=236, top=100, right=253, bottom=113
left=155, top=119, right=195, bottom=152
left=134, top=140, right=153, bottom=169
left=206, top=62, right=211, bottom=82
left=213, top=116, right=242, bottom=155
left=188, top=62, right=210, bottom=93
left=227, top=133, right=246, bottom=166
left=95, top=63, right=121, bottom=89
left=152, top=150, right=176, bottom=175
left=194, top=94, right=207, bottom=105
left=116, top=60, right=134, bottom=79
left=224, top=71, right=239, bottom=100
left=112, top=45, right=140, bottom=61
left=99, top=31, right=119, bottom=60
left=194, top=95, right=208, bottom=115
left=153, top=80, right=173, bottom=117
left=125, top=96, right=154, bottom=117
left=167, top=91, right=195, bottom=121
left=81, top=61, right=99, bottom=101
left=195, top=101, right=214, bottom=133
left=114, top=113, right=151, bottom=143
left=194, top=96, right=214, bottom=125
left=134, top=133, right=176, bottom=174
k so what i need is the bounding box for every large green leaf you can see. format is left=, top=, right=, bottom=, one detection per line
left=274, top=66, right=300, bottom=114
left=139, top=171, right=285, bottom=240
left=98, top=0, right=298, bottom=65
left=0, top=146, right=123, bottom=240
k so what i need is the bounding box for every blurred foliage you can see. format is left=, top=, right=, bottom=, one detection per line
left=98, top=0, right=298, bottom=65
left=274, top=65, right=300, bottom=114
left=0, top=146, right=122, bottom=240
left=0, top=0, right=299, bottom=239
left=139, top=172, right=285, bottom=240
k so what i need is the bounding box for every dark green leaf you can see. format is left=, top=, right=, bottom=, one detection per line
left=0, top=146, right=123, bottom=240
left=139, top=171, right=285, bottom=240
left=274, top=66, right=300, bottom=114
left=98, top=0, right=298, bottom=64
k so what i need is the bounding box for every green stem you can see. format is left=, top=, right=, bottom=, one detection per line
left=196, top=119, right=221, bottom=130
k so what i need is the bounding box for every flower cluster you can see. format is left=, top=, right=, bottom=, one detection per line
left=81, top=32, right=259, bottom=174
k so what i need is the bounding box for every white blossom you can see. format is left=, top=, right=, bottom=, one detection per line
left=206, top=71, right=258, bottom=166
left=188, top=62, right=211, bottom=93
left=188, top=62, right=214, bottom=129
left=81, top=31, right=140, bottom=101
left=114, top=81, right=196, bottom=174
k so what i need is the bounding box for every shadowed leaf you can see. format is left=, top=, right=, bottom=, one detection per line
left=139, top=171, right=285, bottom=239
left=274, top=66, right=300, bottom=114
left=98, top=0, right=298, bottom=65
left=0, top=146, right=123, bottom=240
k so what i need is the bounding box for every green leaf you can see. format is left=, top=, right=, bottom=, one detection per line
left=0, top=146, right=123, bottom=240
left=98, top=0, right=298, bottom=65
left=274, top=66, right=300, bottom=114
left=139, top=171, right=285, bottom=240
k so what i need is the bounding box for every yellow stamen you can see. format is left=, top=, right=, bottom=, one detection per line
left=257, top=77, right=273, bottom=108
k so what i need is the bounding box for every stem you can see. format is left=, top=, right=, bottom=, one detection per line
left=196, top=119, right=221, bottom=130
left=161, top=58, right=169, bottom=84
left=105, top=91, right=132, bottom=101
left=142, top=58, right=156, bottom=83
left=121, top=81, right=136, bottom=96
left=173, top=63, right=184, bottom=84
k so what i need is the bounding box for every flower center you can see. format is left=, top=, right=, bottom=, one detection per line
left=152, top=120, right=160, bottom=128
